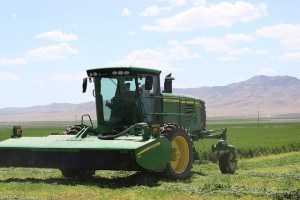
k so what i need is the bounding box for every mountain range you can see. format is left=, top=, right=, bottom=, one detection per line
left=0, top=75, right=300, bottom=121
left=174, top=75, right=300, bottom=118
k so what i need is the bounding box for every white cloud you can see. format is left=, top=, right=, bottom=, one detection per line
left=279, top=52, right=300, bottom=62
left=256, top=49, right=270, bottom=54
left=36, top=30, right=79, bottom=42
left=122, top=8, right=132, bottom=16
left=184, top=37, right=230, bottom=52
left=258, top=68, right=277, bottom=76
left=167, top=40, right=180, bottom=46
left=12, top=13, right=17, bottom=18
left=141, top=5, right=171, bottom=16
left=1, top=33, right=78, bottom=66
left=223, top=33, right=254, bottom=42
left=140, top=0, right=190, bottom=17
left=49, top=72, right=85, bottom=82
left=128, top=31, right=136, bottom=36
left=142, top=1, right=267, bottom=31
left=167, top=44, right=201, bottom=60
left=110, top=49, right=172, bottom=71
left=217, top=56, right=238, bottom=62
left=280, top=38, right=300, bottom=51
left=110, top=45, right=200, bottom=72
left=256, top=24, right=300, bottom=39
left=228, top=47, right=252, bottom=55
left=183, top=33, right=254, bottom=53
left=0, top=72, right=20, bottom=81
left=192, top=0, right=206, bottom=6
left=26, top=43, right=78, bottom=61
left=256, top=24, right=300, bottom=50
left=0, top=57, right=27, bottom=66
left=169, top=0, right=186, bottom=6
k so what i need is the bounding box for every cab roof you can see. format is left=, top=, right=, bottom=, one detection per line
left=87, top=66, right=161, bottom=77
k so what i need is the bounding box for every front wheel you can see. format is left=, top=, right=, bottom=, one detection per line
left=161, top=124, right=193, bottom=179
left=219, top=151, right=237, bottom=174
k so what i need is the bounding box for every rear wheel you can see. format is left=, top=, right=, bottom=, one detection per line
left=219, top=151, right=237, bottom=174
left=161, top=124, right=193, bottom=179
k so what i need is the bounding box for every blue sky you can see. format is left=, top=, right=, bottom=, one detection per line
left=0, top=0, right=300, bottom=108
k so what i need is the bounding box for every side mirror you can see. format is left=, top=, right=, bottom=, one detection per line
left=145, top=76, right=153, bottom=90
left=82, top=78, right=87, bottom=93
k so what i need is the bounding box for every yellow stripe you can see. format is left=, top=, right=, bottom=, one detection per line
left=185, top=101, right=195, bottom=105
left=136, top=142, right=161, bottom=157
left=180, top=100, right=195, bottom=105
left=163, top=99, right=180, bottom=103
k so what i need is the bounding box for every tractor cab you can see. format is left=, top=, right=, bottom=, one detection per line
left=83, top=67, right=162, bottom=133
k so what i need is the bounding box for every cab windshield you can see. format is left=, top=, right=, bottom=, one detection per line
left=95, top=75, right=157, bottom=126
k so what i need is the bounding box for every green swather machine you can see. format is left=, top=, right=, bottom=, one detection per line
left=0, top=67, right=237, bottom=179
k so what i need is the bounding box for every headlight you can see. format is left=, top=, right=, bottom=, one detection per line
left=112, top=71, right=117, bottom=75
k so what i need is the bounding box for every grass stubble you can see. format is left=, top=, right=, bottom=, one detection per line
left=0, top=122, right=299, bottom=199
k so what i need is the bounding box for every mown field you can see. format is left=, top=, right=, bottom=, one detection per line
left=0, top=121, right=299, bottom=199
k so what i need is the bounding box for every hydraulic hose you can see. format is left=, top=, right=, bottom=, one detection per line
left=98, top=123, right=145, bottom=140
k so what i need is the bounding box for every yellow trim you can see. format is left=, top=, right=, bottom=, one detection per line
left=136, top=142, right=161, bottom=157
left=229, top=152, right=236, bottom=169
left=185, top=101, right=195, bottom=105
left=180, top=100, right=197, bottom=105
left=164, top=98, right=201, bottom=107
left=163, top=99, right=180, bottom=103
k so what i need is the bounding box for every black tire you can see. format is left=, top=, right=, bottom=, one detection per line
left=66, top=130, right=77, bottom=135
left=161, top=123, right=193, bottom=179
left=219, top=151, right=237, bottom=174
left=60, top=169, right=95, bottom=178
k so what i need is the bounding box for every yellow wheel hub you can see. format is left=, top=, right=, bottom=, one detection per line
left=229, top=153, right=236, bottom=169
left=171, top=136, right=189, bottom=174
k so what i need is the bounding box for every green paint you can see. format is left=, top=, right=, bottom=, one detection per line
left=135, top=136, right=172, bottom=171
left=0, top=135, right=155, bottom=150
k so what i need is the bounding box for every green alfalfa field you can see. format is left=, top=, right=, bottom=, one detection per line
left=0, top=121, right=299, bottom=199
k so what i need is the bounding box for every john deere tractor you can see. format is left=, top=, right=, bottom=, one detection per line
left=0, top=67, right=237, bottom=179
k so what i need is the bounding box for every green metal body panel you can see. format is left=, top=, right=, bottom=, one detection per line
left=160, top=93, right=203, bottom=132
left=136, top=136, right=171, bottom=170
left=0, top=135, right=146, bottom=150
